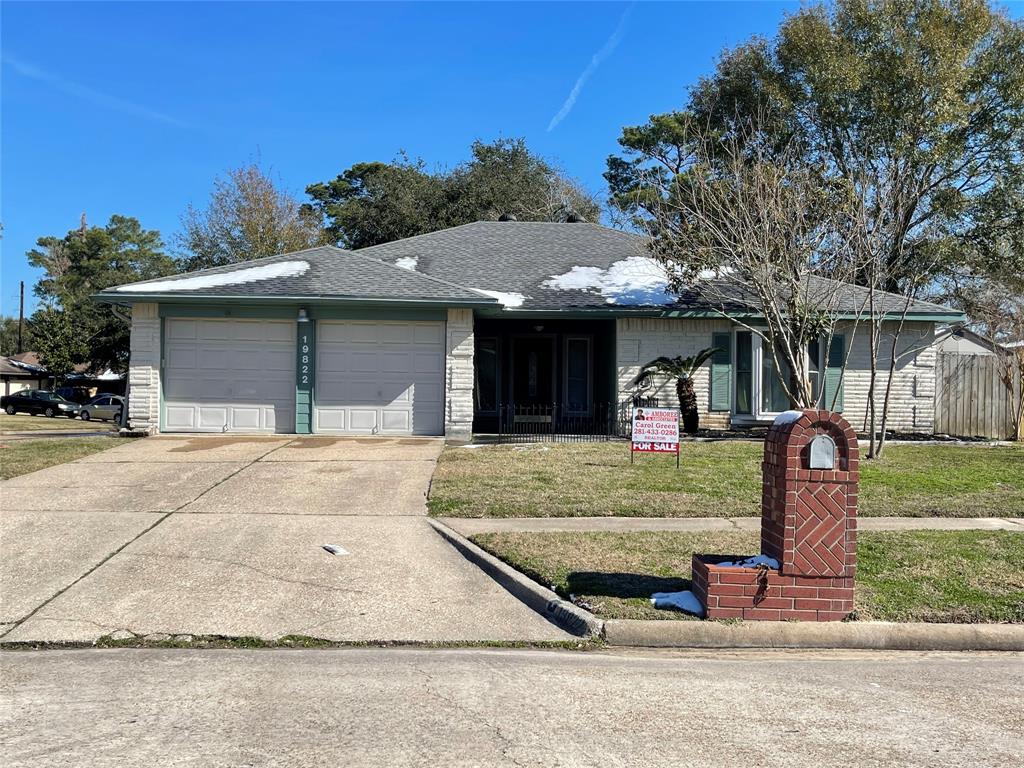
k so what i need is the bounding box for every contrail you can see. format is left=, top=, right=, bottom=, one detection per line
left=547, top=4, right=633, bottom=132
left=3, top=52, right=189, bottom=128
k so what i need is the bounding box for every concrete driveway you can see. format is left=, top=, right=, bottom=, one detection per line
left=0, top=436, right=568, bottom=643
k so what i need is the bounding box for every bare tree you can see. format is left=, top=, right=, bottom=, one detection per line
left=633, top=118, right=860, bottom=410
left=177, top=163, right=327, bottom=271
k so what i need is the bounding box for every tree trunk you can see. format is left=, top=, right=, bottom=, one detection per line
left=677, top=377, right=699, bottom=434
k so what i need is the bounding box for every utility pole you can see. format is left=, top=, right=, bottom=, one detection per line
left=18, top=281, right=24, bottom=354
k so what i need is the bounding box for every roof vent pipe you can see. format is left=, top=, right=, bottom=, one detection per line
left=498, top=213, right=517, bottom=222
left=565, top=211, right=586, bottom=223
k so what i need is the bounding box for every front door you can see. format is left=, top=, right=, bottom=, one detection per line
left=511, top=336, right=555, bottom=406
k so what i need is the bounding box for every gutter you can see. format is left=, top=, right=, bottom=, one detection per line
left=92, top=293, right=499, bottom=310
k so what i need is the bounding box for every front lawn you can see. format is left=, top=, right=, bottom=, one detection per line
left=429, top=441, right=1024, bottom=518
left=471, top=530, right=1024, bottom=623
left=0, top=437, right=115, bottom=480
left=0, top=412, right=111, bottom=434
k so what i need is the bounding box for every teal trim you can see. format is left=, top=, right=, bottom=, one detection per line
left=159, top=304, right=298, bottom=319
left=709, top=332, right=732, bottom=412
left=99, top=293, right=496, bottom=309
left=311, top=307, right=444, bottom=321
left=295, top=320, right=315, bottom=434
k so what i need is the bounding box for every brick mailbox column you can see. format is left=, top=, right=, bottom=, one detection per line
left=692, top=410, right=859, bottom=621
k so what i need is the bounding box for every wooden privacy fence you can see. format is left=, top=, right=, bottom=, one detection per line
left=935, top=353, right=1022, bottom=440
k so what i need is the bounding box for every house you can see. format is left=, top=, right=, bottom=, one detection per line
left=1, top=353, right=49, bottom=396
left=99, top=221, right=965, bottom=438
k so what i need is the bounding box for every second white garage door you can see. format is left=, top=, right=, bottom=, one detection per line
left=315, top=320, right=444, bottom=436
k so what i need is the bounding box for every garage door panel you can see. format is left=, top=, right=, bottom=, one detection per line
left=414, top=324, right=443, bottom=344
left=166, top=346, right=198, bottom=370
left=315, top=320, right=444, bottom=436
left=163, top=318, right=296, bottom=434
left=413, top=352, right=442, bottom=374
left=380, top=352, right=412, bottom=373
left=197, top=319, right=233, bottom=340
left=166, top=319, right=197, bottom=340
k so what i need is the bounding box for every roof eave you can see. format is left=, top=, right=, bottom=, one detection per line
left=93, top=292, right=499, bottom=309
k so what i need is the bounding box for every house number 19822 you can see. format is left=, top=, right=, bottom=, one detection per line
left=300, top=334, right=312, bottom=386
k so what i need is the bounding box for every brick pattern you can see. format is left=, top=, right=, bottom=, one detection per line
left=694, top=409, right=859, bottom=622
left=444, top=308, right=475, bottom=441
left=691, top=556, right=855, bottom=621
left=127, top=302, right=161, bottom=433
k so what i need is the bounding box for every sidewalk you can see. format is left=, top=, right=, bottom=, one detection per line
left=441, top=516, right=1024, bottom=536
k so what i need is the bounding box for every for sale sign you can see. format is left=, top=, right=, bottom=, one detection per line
left=631, top=407, right=680, bottom=456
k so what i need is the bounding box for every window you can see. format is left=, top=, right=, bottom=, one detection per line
left=564, top=336, right=592, bottom=413
left=735, top=331, right=753, bottom=415
left=474, top=337, right=498, bottom=413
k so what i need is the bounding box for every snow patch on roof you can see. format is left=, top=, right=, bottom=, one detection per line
left=116, top=261, right=310, bottom=293
left=474, top=289, right=527, bottom=309
left=543, top=256, right=674, bottom=306
left=395, top=256, right=418, bottom=271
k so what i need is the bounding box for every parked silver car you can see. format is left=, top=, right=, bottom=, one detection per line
left=80, top=395, right=124, bottom=423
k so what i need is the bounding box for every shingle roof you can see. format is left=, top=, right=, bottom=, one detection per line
left=357, top=221, right=962, bottom=317
left=356, top=221, right=654, bottom=310
left=98, top=246, right=496, bottom=305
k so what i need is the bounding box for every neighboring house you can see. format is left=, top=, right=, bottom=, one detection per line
left=936, top=327, right=1000, bottom=356
left=1, top=354, right=49, bottom=396
left=99, top=221, right=964, bottom=437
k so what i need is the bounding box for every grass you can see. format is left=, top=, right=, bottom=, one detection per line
left=0, top=437, right=115, bottom=480
left=471, top=530, right=1024, bottom=624
left=0, top=412, right=111, bottom=434
left=429, top=441, right=1024, bottom=518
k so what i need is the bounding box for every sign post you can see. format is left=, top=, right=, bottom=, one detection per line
left=630, top=407, right=681, bottom=468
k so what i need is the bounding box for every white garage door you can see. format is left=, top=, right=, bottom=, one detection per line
left=163, top=318, right=296, bottom=433
left=315, top=320, right=444, bottom=436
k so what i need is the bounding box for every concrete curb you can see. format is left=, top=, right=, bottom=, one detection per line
left=603, top=619, right=1024, bottom=651
left=427, top=519, right=604, bottom=639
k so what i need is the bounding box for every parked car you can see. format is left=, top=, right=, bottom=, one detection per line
left=1, top=389, right=82, bottom=418
left=80, top=395, right=124, bottom=422
left=56, top=386, right=93, bottom=405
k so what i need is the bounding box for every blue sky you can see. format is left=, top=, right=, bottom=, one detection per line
left=1, top=1, right=804, bottom=315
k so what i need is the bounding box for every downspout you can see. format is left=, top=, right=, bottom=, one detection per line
left=111, top=304, right=131, bottom=429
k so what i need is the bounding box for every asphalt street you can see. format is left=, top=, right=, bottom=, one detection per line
left=3, top=647, right=1021, bottom=767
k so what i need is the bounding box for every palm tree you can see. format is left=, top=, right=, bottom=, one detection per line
left=630, top=347, right=722, bottom=434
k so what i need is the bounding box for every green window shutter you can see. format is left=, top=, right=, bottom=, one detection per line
left=823, top=334, right=845, bottom=412
left=710, top=332, right=732, bottom=412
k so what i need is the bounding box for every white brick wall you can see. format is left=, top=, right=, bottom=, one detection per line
left=838, top=320, right=937, bottom=433
left=127, top=302, right=161, bottom=433
left=616, top=317, right=734, bottom=429
left=445, top=308, right=474, bottom=441
left=615, top=317, right=939, bottom=433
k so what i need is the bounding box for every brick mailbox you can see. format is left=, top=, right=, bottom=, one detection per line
left=692, top=409, right=859, bottom=621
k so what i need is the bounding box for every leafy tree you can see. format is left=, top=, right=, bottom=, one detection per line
left=0, top=316, right=34, bottom=357
left=29, top=307, right=88, bottom=383
left=27, top=215, right=174, bottom=373
left=177, top=163, right=327, bottom=271
left=305, top=138, right=601, bottom=249
left=305, top=156, right=448, bottom=250
left=629, top=347, right=722, bottom=433
left=608, top=0, right=1024, bottom=456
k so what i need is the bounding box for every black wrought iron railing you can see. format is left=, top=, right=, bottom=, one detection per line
left=496, top=398, right=659, bottom=443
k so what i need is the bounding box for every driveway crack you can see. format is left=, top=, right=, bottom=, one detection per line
left=0, top=438, right=298, bottom=639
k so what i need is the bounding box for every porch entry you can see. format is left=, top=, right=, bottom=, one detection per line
left=472, top=318, right=616, bottom=434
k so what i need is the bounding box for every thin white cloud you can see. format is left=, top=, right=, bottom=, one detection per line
left=3, top=52, right=188, bottom=128
left=547, top=5, right=633, bottom=132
